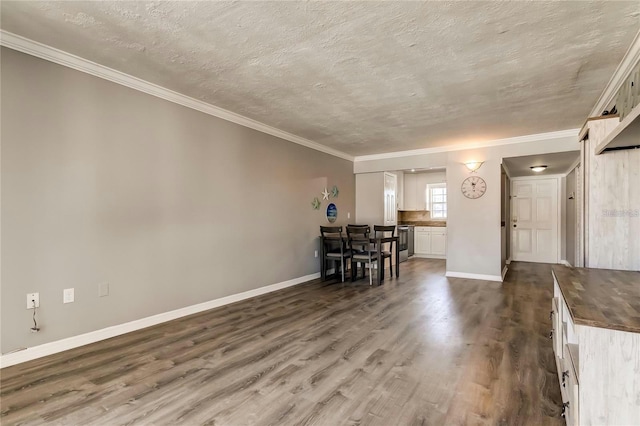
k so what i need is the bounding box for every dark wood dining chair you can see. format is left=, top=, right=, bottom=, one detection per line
left=320, top=226, right=351, bottom=282
left=374, top=225, right=396, bottom=279
left=347, top=225, right=379, bottom=285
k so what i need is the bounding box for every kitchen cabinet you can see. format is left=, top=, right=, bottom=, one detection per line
left=551, top=266, right=640, bottom=425
left=402, top=172, right=446, bottom=211
left=414, top=226, right=446, bottom=258
left=403, top=173, right=418, bottom=210
left=403, top=173, right=429, bottom=211
left=415, top=227, right=431, bottom=254
left=430, top=229, right=447, bottom=255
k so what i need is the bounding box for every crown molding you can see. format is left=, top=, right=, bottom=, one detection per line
left=353, top=128, right=579, bottom=162
left=588, top=29, right=640, bottom=117
left=0, top=30, right=354, bottom=162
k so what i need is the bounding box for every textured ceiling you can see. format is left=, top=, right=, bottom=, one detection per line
left=1, top=2, right=639, bottom=156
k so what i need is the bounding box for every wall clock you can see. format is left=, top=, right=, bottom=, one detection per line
left=461, top=176, right=487, bottom=199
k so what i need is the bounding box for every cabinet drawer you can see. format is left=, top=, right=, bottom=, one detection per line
left=551, top=298, right=561, bottom=356
left=561, top=348, right=580, bottom=426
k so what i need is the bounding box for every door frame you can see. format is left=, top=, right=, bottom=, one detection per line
left=509, top=174, right=563, bottom=264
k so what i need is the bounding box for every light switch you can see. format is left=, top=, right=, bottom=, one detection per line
left=63, top=288, right=75, bottom=304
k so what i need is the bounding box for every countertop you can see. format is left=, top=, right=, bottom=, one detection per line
left=398, top=221, right=447, bottom=227
left=552, top=265, right=640, bottom=334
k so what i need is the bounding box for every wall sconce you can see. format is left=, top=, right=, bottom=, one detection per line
left=464, top=161, right=483, bottom=172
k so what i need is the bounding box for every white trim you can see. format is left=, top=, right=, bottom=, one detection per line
left=353, top=129, right=579, bottom=162
left=0, top=30, right=353, bottom=162
left=502, top=265, right=508, bottom=281
left=509, top=174, right=565, bottom=181
left=0, top=272, right=319, bottom=368
left=560, top=260, right=572, bottom=267
left=563, top=156, right=581, bottom=177
left=445, top=271, right=503, bottom=282
left=506, top=257, right=512, bottom=265
left=413, top=254, right=446, bottom=259
left=501, top=162, right=513, bottom=179
left=588, top=29, right=640, bottom=117
left=556, top=177, right=562, bottom=264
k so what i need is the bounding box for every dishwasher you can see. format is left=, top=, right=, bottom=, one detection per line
left=398, top=225, right=414, bottom=262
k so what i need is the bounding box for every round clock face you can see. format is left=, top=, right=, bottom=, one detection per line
left=461, top=176, right=487, bottom=199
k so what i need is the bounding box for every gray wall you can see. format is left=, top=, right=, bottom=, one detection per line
left=355, top=172, right=385, bottom=227
left=565, top=167, right=577, bottom=266
left=0, top=48, right=355, bottom=354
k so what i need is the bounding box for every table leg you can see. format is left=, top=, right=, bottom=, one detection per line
left=377, top=238, right=383, bottom=285
left=320, top=237, right=326, bottom=281
left=395, top=241, right=400, bottom=278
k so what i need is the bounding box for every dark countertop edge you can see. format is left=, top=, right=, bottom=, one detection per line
left=397, top=221, right=447, bottom=227
left=552, top=266, right=640, bottom=334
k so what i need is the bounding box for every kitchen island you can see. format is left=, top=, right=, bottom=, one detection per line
left=551, top=265, right=640, bottom=425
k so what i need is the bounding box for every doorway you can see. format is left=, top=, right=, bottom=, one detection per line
left=511, top=178, right=559, bottom=263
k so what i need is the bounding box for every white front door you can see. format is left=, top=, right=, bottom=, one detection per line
left=383, top=172, right=397, bottom=225
left=511, top=178, right=558, bottom=263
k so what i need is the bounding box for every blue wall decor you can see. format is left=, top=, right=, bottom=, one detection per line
left=326, top=203, right=338, bottom=223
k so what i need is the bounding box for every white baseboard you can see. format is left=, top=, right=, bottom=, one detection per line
left=413, top=254, right=446, bottom=259
left=560, top=260, right=572, bottom=267
left=445, top=271, right=503, bottom=282
left=502, top=265, right=508, bottom=281
left=506, top=258, right=512, bottom=265
left=0, top=272, right=320, bottom=369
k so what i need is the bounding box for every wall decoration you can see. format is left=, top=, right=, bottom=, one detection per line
left=326, top=203, right=338, bottom=223
left=331, top=185, right=339, bottom=198
left=461, top=176, right=487, bottom=199
left=311, top=197, right=321, bottom=210
left=321, top=188, right=330, bottom=200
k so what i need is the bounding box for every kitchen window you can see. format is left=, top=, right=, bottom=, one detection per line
left=427, top=183, right=447, bottom=219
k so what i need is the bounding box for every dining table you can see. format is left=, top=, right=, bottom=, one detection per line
left=319, top=234, right=400, bottom=285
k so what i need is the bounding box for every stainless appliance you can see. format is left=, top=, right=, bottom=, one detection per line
left=398, top=225, right=409, bottom=262
left=408, top=225, right=414, bottom=257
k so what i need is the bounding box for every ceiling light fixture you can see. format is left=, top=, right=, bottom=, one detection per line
left=464, top=161, right=483, bottom=172
left=530, top=165, right=548, bottom=172
left=411, top=169, right=416, bottom=172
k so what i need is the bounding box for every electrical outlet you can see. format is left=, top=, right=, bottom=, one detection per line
left=98, top=282, right=109, bottom=297
left=314, top=250, right=318, bottom=258
left=26, top=293, right=40, bottom=309
left=63, top=288, right=75, bottom=304
left=348, top=212, right=351, bottom=219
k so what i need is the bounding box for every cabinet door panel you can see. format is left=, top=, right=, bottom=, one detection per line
left=415, top=231, right=431, bottom=254
left=404, top=174, right=417, bottom=210
left=430, top=231, right=447, bottom=255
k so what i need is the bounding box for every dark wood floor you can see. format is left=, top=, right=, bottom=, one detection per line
left=1, top=259, right=562, bottom=425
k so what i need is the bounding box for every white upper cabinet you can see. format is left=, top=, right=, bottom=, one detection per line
left=402, top=173, right=427, bottom=211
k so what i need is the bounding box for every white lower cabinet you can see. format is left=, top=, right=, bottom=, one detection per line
left=552, top=273, right=640, bottom=425
left=414, top=226, right=446, bottom=258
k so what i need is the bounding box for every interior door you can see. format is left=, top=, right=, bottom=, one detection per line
left=384, top=173, right=397, bottom=225
left=511, top=178, right=558, bottom=263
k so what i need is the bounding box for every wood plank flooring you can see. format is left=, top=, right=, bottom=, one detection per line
left=1, top=260, right=563, bottom=425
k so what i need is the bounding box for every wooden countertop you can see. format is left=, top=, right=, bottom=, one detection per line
left=552, top=265, right=640, bottom=334
left=398, top=221, right=447, bottom=227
